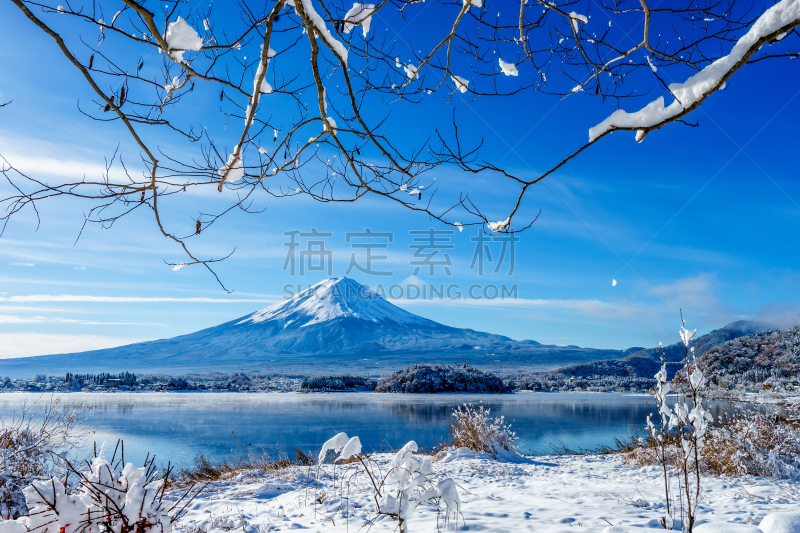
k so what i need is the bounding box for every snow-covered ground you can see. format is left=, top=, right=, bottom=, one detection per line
left=173, top=449, right=800, bottom=533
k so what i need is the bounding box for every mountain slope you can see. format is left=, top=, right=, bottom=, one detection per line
left=699, top=325, right=800, bottom=387
left=0, top=278, right=642, bottom=377
left=535, top=320, right=772, bottom=383
left=154, top=277, right=517, bottom=356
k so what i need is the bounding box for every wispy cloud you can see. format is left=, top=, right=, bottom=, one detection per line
left=0, top=314, right=79, bottom=324
left=752, top=302, right=800, bottom=329
left=650, top=273, right=724, bottom=316
left=0, top=294, right=280, bottom=304
left=0, top=314, right=166, bottom=326
left=0, top=142, right=124, bottom=184
left=9, top=263, right=34, bottom=267
left=0, top=332, right=145, bottom=359
left=402, top=296, right=653, bottom=319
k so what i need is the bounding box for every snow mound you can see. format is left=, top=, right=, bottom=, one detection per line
left=439, top=448, right=495, bottom=463
left=439, top=447, right=533, bottom=464
left=601, top=526, right=664, bottom=533
left=760, top=512, right=800, bottom=533
left=694, top=523, right=762, bottom=532
left=0, top=522, right=25, bottom=533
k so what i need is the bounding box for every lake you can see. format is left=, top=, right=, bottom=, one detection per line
left=0, top=392, right=737, bottom=468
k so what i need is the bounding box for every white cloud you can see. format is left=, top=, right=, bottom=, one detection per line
left=0, top=332, right=145, bottom=359
left=403, top=296, right=651, bottom=319
left=0, top=142, right=128, bottom=184
left=0, top=294, right=280, bottom=304
left=0, top=314, right=79, bottom=324
left=0, top=314, right=166, bottom=326
left=9, top=263, right=34, bottom=267
left=649, top=273, right=723, bottom=315
left=752, top=302, right=800, bottom=329
left=401, top=275, right=424, bottom=287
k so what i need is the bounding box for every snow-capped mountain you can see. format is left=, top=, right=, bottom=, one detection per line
left=0, top=277, right=640, bottom=377
left=191, top=277, right=512, bottom=354
left=241, top=277, right=438, bottom=329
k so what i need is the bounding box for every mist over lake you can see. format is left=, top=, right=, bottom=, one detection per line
left=0, top=392, right=738, bottom=467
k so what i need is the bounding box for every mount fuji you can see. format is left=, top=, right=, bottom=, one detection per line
left=0, top=277, right=641, bottom=377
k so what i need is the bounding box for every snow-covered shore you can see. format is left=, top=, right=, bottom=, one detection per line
left=173, top=450, right=800, bottom=533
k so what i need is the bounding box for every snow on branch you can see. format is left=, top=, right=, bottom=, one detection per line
left=4, top=0, right=800, bottom=287
left=164, top=17, right=203, bottom=63
left=288, top=0, right=349, bottom=62
left=589, top=0, right=800, bottom=142
left=2, top=441, right=203, bottom=533
left=342, top=3, right=375, bottom=37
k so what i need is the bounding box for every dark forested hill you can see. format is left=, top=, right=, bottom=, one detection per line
left=520, top=321, right=777, bottom=392
left=699, top=325, right=800, bottom=390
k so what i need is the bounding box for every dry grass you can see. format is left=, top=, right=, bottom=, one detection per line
left=178, top=448, right=309, bottom=484
left=622, top=406, right=800, bottom=479
left=703, top=408, right=800, bottom=478
left=448, top=403, right=518, bottom=456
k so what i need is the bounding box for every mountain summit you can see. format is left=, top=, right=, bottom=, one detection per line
left=241, top=277, right=437, bottom=329
left=0, top=277, right=642, bottom=376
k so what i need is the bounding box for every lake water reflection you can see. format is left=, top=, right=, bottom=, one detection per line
left=0, top=392, right=736, bottom=467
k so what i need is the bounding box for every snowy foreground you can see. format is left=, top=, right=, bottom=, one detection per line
left=173, top=450, right=800, bottom=533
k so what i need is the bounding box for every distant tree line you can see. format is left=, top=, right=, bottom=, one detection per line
left=0, top=372, right=304, bottom=392
left=301, top=376, right=377, bottom=392
left=65, top=372, right=138, bottom=388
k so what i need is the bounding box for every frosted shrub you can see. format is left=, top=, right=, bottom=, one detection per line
left=449, top=403, right=518, bottom=456
left=0, top=398, right=88, bottom=519
left=630, top=399, right=800, bottom=483
left=704, top=407, right=800, bottom=479
left=645, top=343, right=675, bottom=530
left=314, top=432, right=460, bottom=533
left=377, top=442, right=461, bottom=532
left=4, top=442, right=201, bottom=533
left=647, top=315, right=713, bottom=533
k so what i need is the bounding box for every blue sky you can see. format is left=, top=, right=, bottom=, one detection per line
left=1, top=1, right=799, bottom=360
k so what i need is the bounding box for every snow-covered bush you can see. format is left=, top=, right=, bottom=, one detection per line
left=314, top=432, right=460, bottom=532
left=4, top=442, right=200, bottom=533
left=703, top=407, right=800, bottom=479
left=0, top=398, right=88, bottom=519
left=448, top=403, right=518, bottom=457
left=630, top=404, right=800, bottom=482
left=645, top=343, right=676, bottom=530
left=644, top=316, right=712, bottom=533
left=376, top=364, right=510, bottom=393
left=377, top=441, right=461, bottom=533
